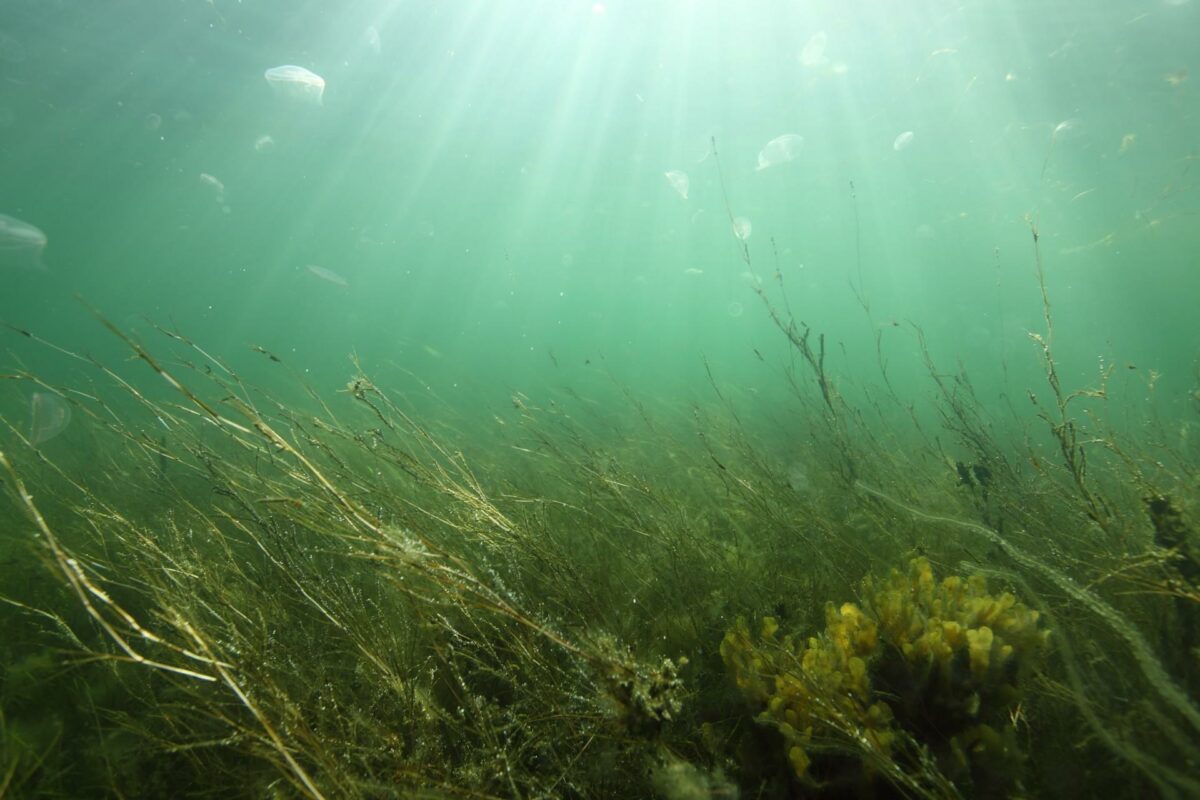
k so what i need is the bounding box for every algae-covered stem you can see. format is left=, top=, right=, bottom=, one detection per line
left=1026, top=220, right=1110, bottom=525
left=708, top=137, right=836, bottom=415
left=848, top=178, right=869, bottom=313
left=0, top=449, right=229, bottom=685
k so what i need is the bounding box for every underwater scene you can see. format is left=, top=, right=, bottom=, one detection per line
left=1, top=0, right=1198, bottom=797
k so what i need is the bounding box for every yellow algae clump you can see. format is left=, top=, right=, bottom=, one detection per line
left=967, top=626, right=995, bottom=675
left=721, top=558, right=1048, bottom=790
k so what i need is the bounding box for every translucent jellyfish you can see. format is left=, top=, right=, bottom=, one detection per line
left=799, top=32, right=828, bottom=67
left=664, top=170, right=689, bottom=199
left=727, top=301, right=744, bottom=318
left=199, top=172, right=225, bottom=201
left=29, top=392, right=71, bottom=446
left=1052, top=119, right=1076, bottom=139
left=732, top=217, right=752, bottom=241
left=893, top=131, right=914, bottom=151
left=0, top=213, right=47, bottom=269
left=306, top=264, right=348, bottom=287
left=364, top=26, right=382, bottom=55
left=254, top=134, right=276, bottom=152
left=786, top=462, right=811, bottom=492
left=264, top=65, right=326, bottom=105
left=756, top=134, right=804, bottom=170
left=0, top=31, right=27, bottom=64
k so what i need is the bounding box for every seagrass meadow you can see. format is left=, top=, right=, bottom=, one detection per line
left=1, top=1, right=1198, bottom=798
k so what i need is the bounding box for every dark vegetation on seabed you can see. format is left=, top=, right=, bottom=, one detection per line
left=1, top=166, right=1199, bottom=797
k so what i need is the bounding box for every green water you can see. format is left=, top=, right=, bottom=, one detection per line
left=3, top=0, right=1195, bottom=406
left=1, top=1, right=1198, bottom=798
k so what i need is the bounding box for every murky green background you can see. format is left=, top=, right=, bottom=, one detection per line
left=2, top=0, right=1197, bottom=431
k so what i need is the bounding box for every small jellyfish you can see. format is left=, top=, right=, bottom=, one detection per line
left=306, top=264, right=348, bottom=287
left=199, top=172, right=225, bottom=193
left=199, top=172, right=226, bottom=204
left=254, top=134, right=276, bottom=152
left=756, top=134, right=803, bottom=170
left=29, top=392, right=71, bottom=446
left=664, top=170, right=689, bottom=199
left=264, top=65, right=326, bottom=105
left=799, top=32, right=828, bottom=67
left=893, top=130, right=915, bottom=151
left=727, top=301, right=744, bottom=318
left=144, top=112, right=163, bottom=131
left=786, top=462, right=811, bottom=492
left=364, top=26, right=382, bottom=55
left=1052, top=119, right=1075, bottom=138
left=0, top=31, right=27, bottom=64
left=732, top=217, right=752, bottom=241
left=0, top=213, right=47, bottom=270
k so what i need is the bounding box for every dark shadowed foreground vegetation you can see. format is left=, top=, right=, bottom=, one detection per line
left=2, top=231, right=1198, bottom=799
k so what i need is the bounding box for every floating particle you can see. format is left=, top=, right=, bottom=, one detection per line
left=0, top=213, right=47, bottom=269
left=29, top=391, right=71, bottom=446
left=732, top=217, right=752, bottom=241
left=306, top=264, right=348, bottom=287
left=664, top=170, right=689, bottom=199
left=757, top=134, right=803, bottom=170
left=799, top=32, right=828, bottom=67
left=264, top=65, right=326, bottom=105
left=1165, top=70, right=1187, bottom=86
left=893, top=131, right=915, bottom=151
left=684, top=267, right=703, bottom=275
left=254, top=134, right=276, bottom=152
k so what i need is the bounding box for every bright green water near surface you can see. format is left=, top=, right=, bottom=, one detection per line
left=2, top=0, right=1196, bottom=410
left=1, top=1, right=1198, bottom=798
